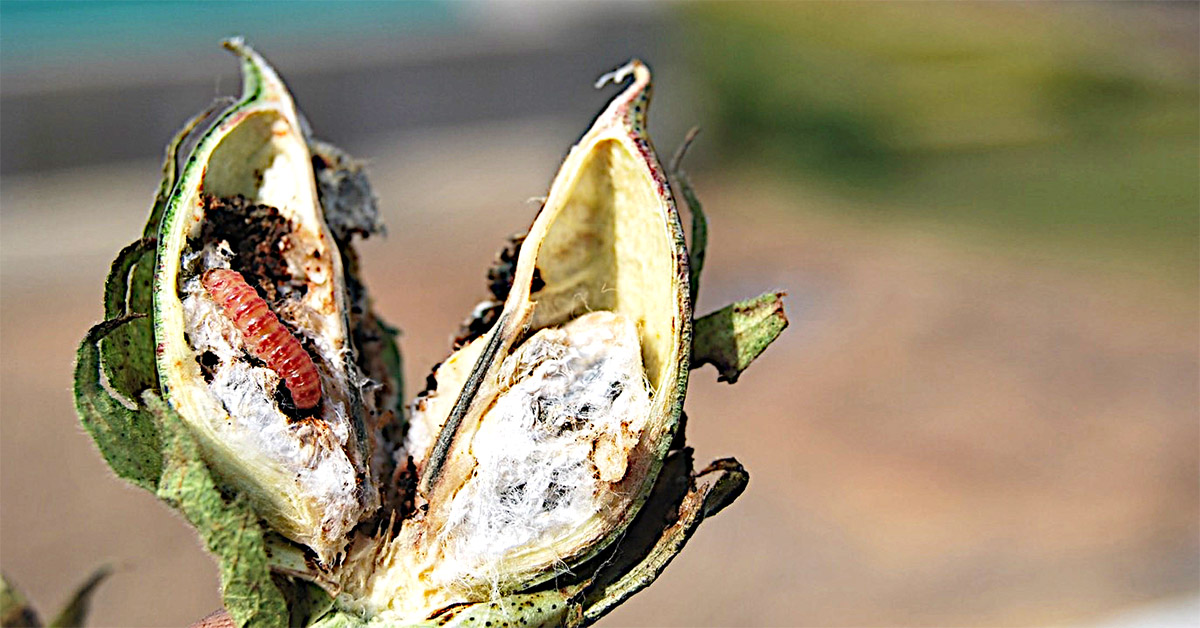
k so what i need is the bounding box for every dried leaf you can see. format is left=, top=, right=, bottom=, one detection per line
left=670, top=127, right=708, bottom=305
left=581, top=454, right=749, bottom=625
left=47, top=566, right=112, bottom=628
left=692, top=291, right=789, bottom=383
left=1, top=574, right=41, bottom=628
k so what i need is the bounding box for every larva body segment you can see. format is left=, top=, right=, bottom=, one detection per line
left=202, top=268, right=322, bottom=409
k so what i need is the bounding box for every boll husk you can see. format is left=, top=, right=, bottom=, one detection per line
left=150, top=40, right=383, bottom=564
left=332, top=60, right=694, bottom=621
left=74, top=43, right=786, bottom=628
left=75, top=39, right=403, bottom=624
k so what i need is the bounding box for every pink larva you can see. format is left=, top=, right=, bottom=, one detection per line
left=202, top=268, right=322, bottom=409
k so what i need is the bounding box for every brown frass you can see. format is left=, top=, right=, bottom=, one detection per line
left=194, top=194, right=303, bottom=304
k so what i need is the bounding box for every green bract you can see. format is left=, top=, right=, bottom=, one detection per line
left=74, top=41, right=786, bottom=628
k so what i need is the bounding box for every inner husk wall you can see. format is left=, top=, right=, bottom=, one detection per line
left=368, top=135, right=682, bottom=618
left=162, top=107, right=370, bottom=561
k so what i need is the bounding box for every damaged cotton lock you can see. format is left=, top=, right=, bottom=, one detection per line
left=152, top=50, right=383, bottom=565
left=74, top=40, right=787, bottom=628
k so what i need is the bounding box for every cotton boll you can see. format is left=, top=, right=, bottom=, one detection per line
left=435, top=311, right=651, bottom=587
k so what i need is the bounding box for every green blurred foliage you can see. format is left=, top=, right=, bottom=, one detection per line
left=682, top=2, right=1198, bottom=283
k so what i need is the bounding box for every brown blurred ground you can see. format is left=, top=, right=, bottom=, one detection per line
left=1, top=119, right=1196, bottom=626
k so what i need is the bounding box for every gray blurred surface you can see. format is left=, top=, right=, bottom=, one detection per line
left=1, top=3, right=689, bottom=175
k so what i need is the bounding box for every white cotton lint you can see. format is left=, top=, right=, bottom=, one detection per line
left=178, top=243, right=361, bottom=554
left=433, top=310, right=651, bottom=587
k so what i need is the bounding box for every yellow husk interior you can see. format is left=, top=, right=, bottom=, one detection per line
left=157, top=98, right=369, bottom=563
left=347, top=86, right=688, bottom=620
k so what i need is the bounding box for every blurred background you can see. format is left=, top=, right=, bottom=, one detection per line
left=1, top=2, right=1196, bottom=626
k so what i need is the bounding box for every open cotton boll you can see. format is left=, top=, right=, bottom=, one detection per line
left=177, top=241, right=364, bottom=560
left=433, top=310, right=651, bottom=587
